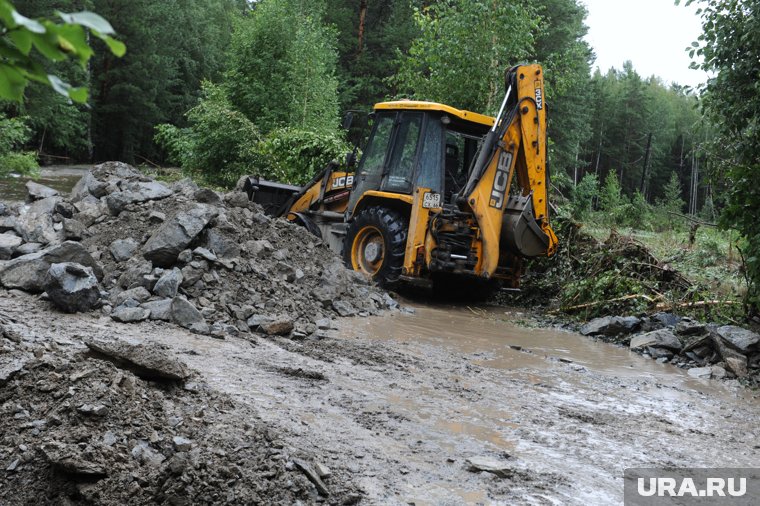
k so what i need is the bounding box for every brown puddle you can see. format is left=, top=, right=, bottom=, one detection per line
left=337, top=303, right=759, bottom=504
left=344, top=303, right=750, bottom=397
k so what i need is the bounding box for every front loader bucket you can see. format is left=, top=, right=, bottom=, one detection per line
left=501, top=195, right=550, bottom=258
left=243, top=176, right=301, bottom=217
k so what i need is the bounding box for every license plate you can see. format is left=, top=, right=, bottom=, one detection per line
left=422, top=192, right=441, bottom=209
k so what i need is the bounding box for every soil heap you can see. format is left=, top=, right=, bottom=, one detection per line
left=0, top=162, right=398, bottom=337
left=0, top=305, right=361, bottom=504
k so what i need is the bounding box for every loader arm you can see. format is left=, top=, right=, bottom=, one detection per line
left=462, top=64, right=557, bottom=277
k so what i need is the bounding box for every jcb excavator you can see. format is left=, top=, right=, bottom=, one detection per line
left=244, top=64, right=557, bottom=289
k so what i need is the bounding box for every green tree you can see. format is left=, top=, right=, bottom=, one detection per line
left=570, top=173, right=599, bottom=221
left=394, top=0, right=538, bottom=114
left=532, top=0, right=594, bottom=186
left=658, top=171, right=686, bottom=214
left=324, top=0, right=419, bottom=114
left=684, top=0, right=760, bottom=313
left=89, top=0, right=238, bottom=162
left=598, top=172, right=624, bottom=224
left=225, top=0, right=340, bottom=135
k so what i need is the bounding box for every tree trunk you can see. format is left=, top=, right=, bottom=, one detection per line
left=358, top=0, right=368, bottom=53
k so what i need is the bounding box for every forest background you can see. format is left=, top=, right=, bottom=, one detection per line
left=1, top=0, right=758, bottom=315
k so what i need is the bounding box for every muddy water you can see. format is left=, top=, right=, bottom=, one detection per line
left=339, top=304, right=759, bottom=504
left=349, top=304, right=743, bottom=394
left=0, top=165, right=88, bottom=202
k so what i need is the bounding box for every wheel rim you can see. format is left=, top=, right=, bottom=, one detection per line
left=351, top=225, right=385, bottom=276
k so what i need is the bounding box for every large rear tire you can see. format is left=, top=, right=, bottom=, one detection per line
left=342, top=207, right=408, bottom=286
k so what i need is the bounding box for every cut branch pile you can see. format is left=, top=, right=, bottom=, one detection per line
left=500, top=218, right=735, bottom=319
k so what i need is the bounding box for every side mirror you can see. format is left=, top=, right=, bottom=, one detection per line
left=345, top=151, right=357, bottom=168
left=341, top=111, right=354, bottom=131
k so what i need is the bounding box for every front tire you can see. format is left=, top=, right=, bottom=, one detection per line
left=342, top=207, right=408, bottom=286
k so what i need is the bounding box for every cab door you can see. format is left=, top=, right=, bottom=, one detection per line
left=380, top=111, right=424, bottom=194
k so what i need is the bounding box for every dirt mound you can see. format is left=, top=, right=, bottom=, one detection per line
left=0, top=310, right=359, bottom=504
left=0, top=162, right=397, bottom=337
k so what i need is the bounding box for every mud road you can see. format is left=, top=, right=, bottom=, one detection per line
left=3, top=294, right=759, bottom=505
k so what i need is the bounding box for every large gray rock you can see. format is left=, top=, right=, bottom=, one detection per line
left=580, top=316, right=641, bottom=336
left=44, top=262, right=101, bottom=313
left=466, top=456, right=514, bottom=478
left=715, top=325, right=760, bottom=353
left=14, top=196, right=61, bottom=245
left=62, top=218, right=86, bottom=240
left=141, top=298, right=172, bottom=321
left=142, top=205, right=218, bottom=267
left=109, top=238, right=139, bottom=262
left=71, top=196, right=104, bottom=227
left=116, top=257, right=153, bottom=290
left=170, top=296, right=205, bottom=329
left=112, top=286, right=151, bottom=307
left=70, top=171, right=110, bottom=201
left=84, top=338, right=188, bottom=381
left=153, top=268, right=183, bottom=298
left=14, top=242, right=41, bottom=256
left=0, top=232, right=22, bottom=260
left=630, top=329, right=682, bottom=352
left=0, top=241, right=103, bottom=293
left=332, top=299, right=357, bottom=317
left=105, top=181, right=173, bottom=215
left=25, top=181, right=59, bottom=201
left=111, top=306, right=150, bottom=323
left=675, top=318, right=706, bottom=336
left=0, top=214, right=16, bottom=232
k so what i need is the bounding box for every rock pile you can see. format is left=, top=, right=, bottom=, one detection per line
left=581, top=313, right=760, bottom=381
left=0, top=162, right=397, bottom=337
left=0, top=314, right=359, bottom=504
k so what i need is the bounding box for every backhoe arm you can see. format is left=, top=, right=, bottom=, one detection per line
left=462, top=64, right=558, bottom=278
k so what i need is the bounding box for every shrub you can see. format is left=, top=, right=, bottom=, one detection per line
left=250, top=127, right=350, bottom=186
left=569, top=173, right=599, bottom=221
left=0, top=115, right=39, bottom=178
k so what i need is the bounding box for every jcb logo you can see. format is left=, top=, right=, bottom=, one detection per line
left=489, top=151, right=512, bottom=209
left=332, top=175, right=354, bottom=190
left=534, top=81, right=543, bottom=110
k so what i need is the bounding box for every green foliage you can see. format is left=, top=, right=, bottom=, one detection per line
left=0, top=0, right=124, bottom=102
left=0, top=114, right=38, bottom=177
left=251, top=127, right=350, bottom=185
left=155, top=82, right=260, bottom=187
left=324, top=0, right=419, bottom=114
left=88, top=0, right=238, bottom=161
left=394, top=0, right=538, bottom=114
left=598, top=172, right=624, bottom=225
left=155, top=84, right=349, bottom=188
left=153, top=124, right=192, bottom=168
left=625, top=190, right=652, bottom=230
left=582, top=64, right=702, bottom=207
left=685, top=0, right=760, bottom=313
left=532, top=0, right=594, bottom=181
left=659, top=172, right=686, bottom=214
left=225, top=0, right=340, bottom=135
left=569, top=173, right=599, bottom=221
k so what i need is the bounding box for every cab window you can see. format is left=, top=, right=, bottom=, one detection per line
left=383, top=112, right=423, bottom=193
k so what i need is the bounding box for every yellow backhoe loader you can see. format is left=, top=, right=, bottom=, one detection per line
left=244, top=64, right=557, bottom=290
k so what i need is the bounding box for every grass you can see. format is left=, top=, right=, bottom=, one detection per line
left=583, top=224, right=744, bottom=300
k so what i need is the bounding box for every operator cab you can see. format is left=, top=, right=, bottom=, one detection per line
left=347, top=101, right=493, bottom=215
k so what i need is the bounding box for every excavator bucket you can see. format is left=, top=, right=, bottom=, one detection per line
left=501, top=195, right=550, bottom=258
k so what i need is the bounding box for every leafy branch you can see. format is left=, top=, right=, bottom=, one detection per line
left=0, top=0, right=125, bottom=103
